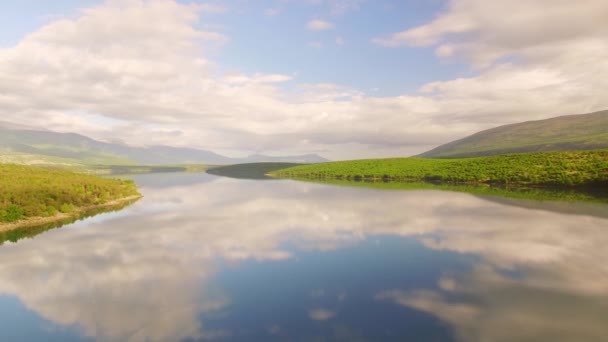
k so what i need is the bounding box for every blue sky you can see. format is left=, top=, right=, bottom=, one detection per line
left=0, top=0, right=99, bottom=45
left=0, top=0, right=465, bottom=96
left=0, top=0, right=606, bottom=159
left=209, top=0, right=467, bottom=96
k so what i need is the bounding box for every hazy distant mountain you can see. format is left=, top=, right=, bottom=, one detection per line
left=0, top=126, right=328, bottom=165
left=420, top=109, right=608, bottom=158
left=237, top=153, right=328, bottom=164
left=0, top=120, right=46, bottom=131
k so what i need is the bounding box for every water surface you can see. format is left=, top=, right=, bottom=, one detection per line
left=0, top=173, right=607, bottom=341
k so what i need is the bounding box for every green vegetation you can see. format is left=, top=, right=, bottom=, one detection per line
left=420, top=110, right=608, bottom=158
left=207, top=163, right=304, bottom=179
left=271, top=150, right=608, bottom=187
left=0, top=164, right=140, bottom=224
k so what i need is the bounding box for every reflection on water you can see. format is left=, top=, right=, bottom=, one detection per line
left=0, top=198, right=140, bottom=246
left=0, top=173, right=607, bottom=341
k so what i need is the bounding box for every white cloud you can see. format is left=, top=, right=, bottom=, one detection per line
left=306, top=19, right=334, bottom=31
left=0, top=0, right=607, bottom=159
left=373, top=0, right=608, bottom=65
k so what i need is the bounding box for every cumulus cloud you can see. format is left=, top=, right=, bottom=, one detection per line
left=306, top=19, right=334, bottom=31
left=0, top=0, right=607, bottom=159
left=373, top=0, right=608, bottom=63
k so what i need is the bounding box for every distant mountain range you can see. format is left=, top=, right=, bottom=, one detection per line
left=420, top=109, right=608, bottom=158
left=0, top=123, right=328, bottom=165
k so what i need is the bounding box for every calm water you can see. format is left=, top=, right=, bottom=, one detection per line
left=1, top=173, right=607, bottom=342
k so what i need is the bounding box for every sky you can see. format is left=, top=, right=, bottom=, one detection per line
left=0, top=0, right=607, bottom=159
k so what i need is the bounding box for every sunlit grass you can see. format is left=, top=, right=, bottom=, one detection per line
left=271, top=150, right=608, bottom=187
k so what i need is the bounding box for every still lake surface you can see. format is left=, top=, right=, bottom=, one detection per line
left=1, top=173, right=607, bottom=342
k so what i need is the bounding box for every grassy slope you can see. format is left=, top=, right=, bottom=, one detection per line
left=207, top=163, right=303, bottom=179
left=420, top=110, right=608, bottom=158
left=0, top=164, right=140, bottom=224
left=270, top=150, right=608, bottom=186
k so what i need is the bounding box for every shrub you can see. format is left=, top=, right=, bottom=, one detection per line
left=0, top=205, right=25, bottom=223
left=59, top=203, right=74, bottom=213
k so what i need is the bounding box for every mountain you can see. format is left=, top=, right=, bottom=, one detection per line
left=207, top=163, right=303, bottom=180
left=0, top=120, right=45, bottom=131
left=237, top=153, right=328, bottom=164
left=419, top=109, right=608, bottom=158
left=0, top=126, right=328, bottom=165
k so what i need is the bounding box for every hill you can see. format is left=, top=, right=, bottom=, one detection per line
left=419, top=110, right=608, bottom=158
left=207, top=163, right=303, bottom=179
left=270, top=150, right=608, bottom=187
left=0, top=124, right=328, bottom=166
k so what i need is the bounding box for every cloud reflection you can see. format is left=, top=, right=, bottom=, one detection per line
left=0, top=175, right=606, bottom=341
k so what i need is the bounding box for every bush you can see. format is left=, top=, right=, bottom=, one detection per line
left=0, top=205, right=25, bottom=223
left=59, top=203, right=74, bottom=213
left=0, top=164, right=139, bottom=222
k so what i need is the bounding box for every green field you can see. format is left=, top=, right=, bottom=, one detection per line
left=0, top=164, right=140, bottom=224
left=270, top=150, right=608, bottom=187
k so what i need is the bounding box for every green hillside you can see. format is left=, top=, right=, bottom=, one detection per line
left=270, top=150, right=608, bottom=187
left=420, top=110, right=608, bottom=158
left=0, top=164, right=140, bottom=225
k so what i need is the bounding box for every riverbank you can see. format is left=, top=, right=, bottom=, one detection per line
left=0, top=195, right=142, bottom=234
left=1, top=164, right=141, bottom=228
left=269, top=150, right=608, bottom=187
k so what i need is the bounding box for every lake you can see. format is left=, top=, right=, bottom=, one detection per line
left=1, top=173, right=607, bottom=342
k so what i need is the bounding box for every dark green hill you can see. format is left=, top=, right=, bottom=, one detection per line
left=207, top=163, right=303, bottom=179
left=419, top=110, right=608, bottom=158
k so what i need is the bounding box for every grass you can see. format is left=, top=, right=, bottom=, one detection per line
left=270, top=150, right=608, bottom=187
left=0, top=164, right=140, bottom=224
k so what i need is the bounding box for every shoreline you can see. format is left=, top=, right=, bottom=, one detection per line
left=268, top=173, right=608, bottom=188
left=0, top=195, right=142, bottom=234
